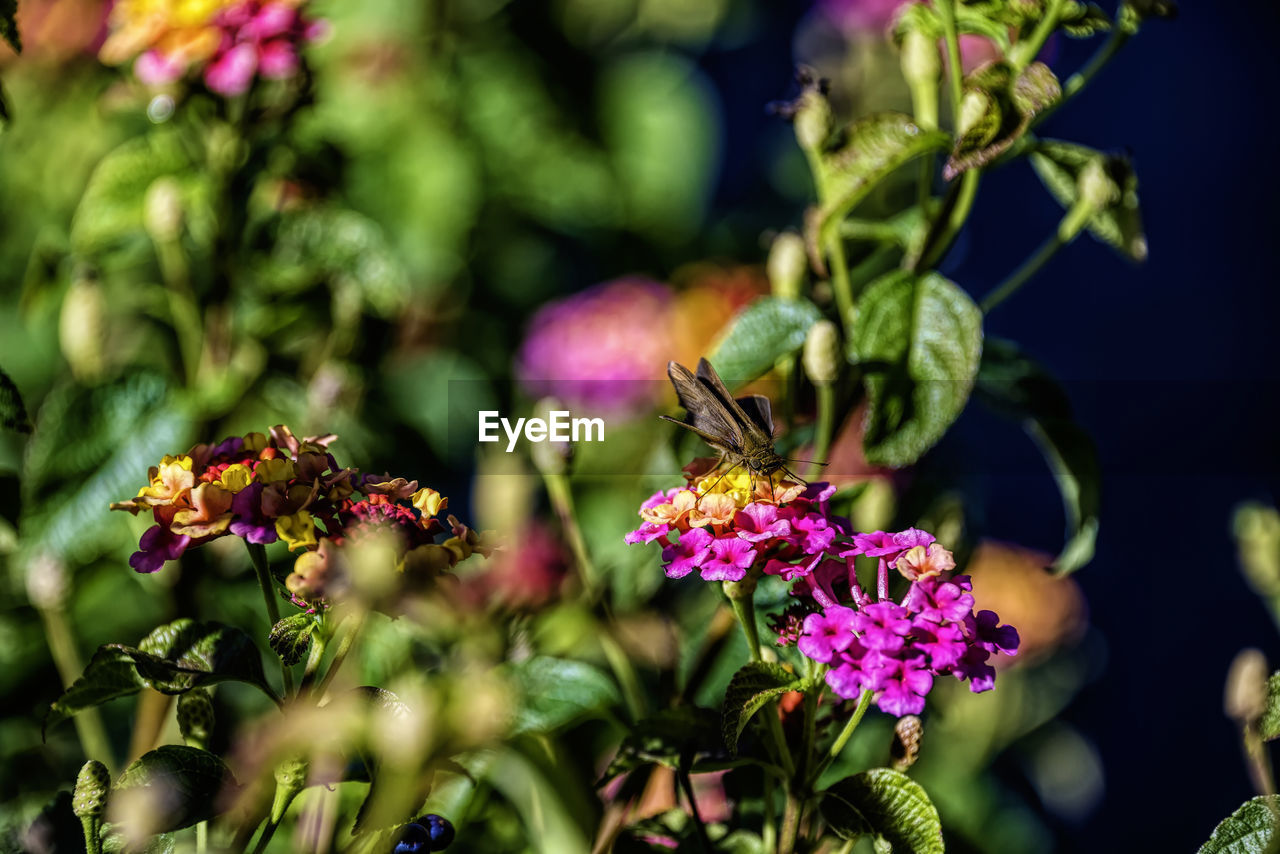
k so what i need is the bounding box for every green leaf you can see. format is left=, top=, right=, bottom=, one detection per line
left=821, top=768, right=944, bottom=853
left=1197, top=796, right=1280, bottom=854
left=0, top=364, right=30, bottom=432
left=853, top=270, right=983, bottom=467
left=602, top=707, right=725, bottom=783
left=721, top=662, right=804, bottom=753
left=44, top=646, right=147, bottom=737
left=257, top=206, right=411, bottom=318
left=0, top=0, right=20, bottom=52
left=268, top=613, right=317, bottom=667
left=112, top=746, right=239, bottom=834
left=19, top=373, right=193, bottom=564
left=1028, top=418, right=1100, bottom=575
left=70, top=132, right=214, bottom=255
left=892, top=3, right=1013, bottom=51
left=945, top=62, right=1061, bottom=180
left=976, top=340, right=1100, bottom=575
left=807, top=113, right=950, bottom=265
left=1259, top=673, right=1280, bottom=742
left=1059, top=1, right=1112, bottom=36
left=510, top=656, right=620, bottom=735
left=46, top=619, right=275, bottom=735
left=133, top=619, right=273, bottom=694
left=1031, top=140, right=1147, bottom=261
left=708, top=297, right=823, bottom=385
left=102, top=829, right=176, bottom=854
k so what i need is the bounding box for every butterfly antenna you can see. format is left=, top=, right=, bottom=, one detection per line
left=699, top=459, right=743, bottom=498
left=786, top=458, right=829, bottom=466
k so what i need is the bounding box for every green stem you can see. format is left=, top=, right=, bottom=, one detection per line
left=806, top=384, right=835, bottom=481
left=196, top=821, right=208, bottom=854
left=298, top=627, right=328, bottom=700
left=1010, top=0, right=1066, bottom=69
left=726, top=592, right=796, bottom=779
left=1031, top=23, right=1130, bottom=133
left=246, top=543, right=294, bottom=696
left=799, top=676, right=820, bottom=787
left=315, top=609, right=366, bottom=699
left=980, top=192, right=1094, bottom=313
left=542, top=471, right=598, bottom=596
left=40, top=604, right=116, bottom=774
left=153, top=236, right=204, bottom=389
left=80, top=816, right=102, bottom=854
left=250, top=816, right=281, bottom=854
left=809, top=689, right=873, bottom=788
left=762, top=774, right=778, bottom=853
left=677, top=767, right=713, bottom=853
left=834, top=840, right=855, bottom=854
left=936, top=0, right=964, bottom=125
left=827, top=236, right=856, bottom=334
left=778, top=795, right=801, bottom=854
left=915, top=169, right=980, bottom=272
left=599, top=629, right=646, bottom=723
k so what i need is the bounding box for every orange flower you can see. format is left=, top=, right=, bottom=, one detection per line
left=171, top=482, right=234, bottom=538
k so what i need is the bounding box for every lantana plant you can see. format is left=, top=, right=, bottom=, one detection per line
left=622, top=460, right=1018, bottom=849
left=47, top=426, right=491, bottom=854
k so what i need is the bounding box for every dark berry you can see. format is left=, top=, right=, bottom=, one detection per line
left=417, top=814, right=455, bottom=850
left=392, top=823, right=430, bottom=854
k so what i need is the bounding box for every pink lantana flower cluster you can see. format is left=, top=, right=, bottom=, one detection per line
left=626, top=462, right=1020, bottom=716
left=625, top=458, right=848, bottom=584
left=112, top=425, right=489, bottom=609
left=99, top=0, right=326, bottom=97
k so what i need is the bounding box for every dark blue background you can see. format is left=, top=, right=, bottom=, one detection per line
left=695, top=2, right=1280, bottom=848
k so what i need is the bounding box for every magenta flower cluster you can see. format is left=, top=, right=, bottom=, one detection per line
left=134, top=1, right=327, bottom=97
left=625, top=477, right=848, bottom=584
left=798, top=576, right=1019, bottom=716
left=627, top=477, right=1020, bottom=717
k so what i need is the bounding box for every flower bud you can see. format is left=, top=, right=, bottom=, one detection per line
left=802, top=320, right=840, bottom=386
left=890, top=715, right=923, bottom=770
left=25, top=552, right=67, bottom=611
left=73, top=760, right=110, bottom=819
left=791, top=78, right=832, bottom=154
left=1234, top=503, right=1280, bottom=597
left=955, top=90, right=992, bottom=142
left=60, top=269, right=107, bottom=382
left=767, top=232, right=807, bottom=300
left=722, top=565, right=761, bottom=601
left=1225, top=648, right=1269, bottom=724
left=143, top=176, right=183, bottom=243
left=271, top=755, right=310, bottom=823
left=177, top=688, right=214, bottom=747
left=900, top=30, right=940, bottom=91
left=1078, top=158, right=1120, bottom=212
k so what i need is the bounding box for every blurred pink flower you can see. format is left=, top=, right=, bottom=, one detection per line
left=516, top=277, right=675, bottom=415
left=820, top=0, right=905, bottom=33
left=819, top=0, right=1002, bottom=73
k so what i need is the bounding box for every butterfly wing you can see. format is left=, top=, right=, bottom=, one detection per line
left=694, top=359, right=774, bottom=445
left=665, top=361, right=745, bottom=454
left=734, top=394, right=775, bottom=436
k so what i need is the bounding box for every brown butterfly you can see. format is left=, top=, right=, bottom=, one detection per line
left=661, top=358, right=803, bottom=489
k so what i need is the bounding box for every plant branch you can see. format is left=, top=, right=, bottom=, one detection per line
left=981, top=191, right=1094, bottom=313
left=936, top=0, right=964, bottom=126
left=1010, top=0, right=1065, bottom=69
left=677, top=765, right=713, bottom=854
left=246, top=543, right=294, bottom=696
left=808, top=689, right=873, bottom=788
left=727, top=591, right=796, bottom=780
left=314, top=608, right=366, bottom=699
